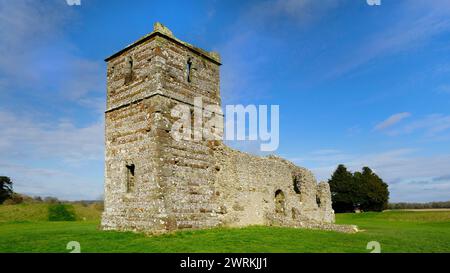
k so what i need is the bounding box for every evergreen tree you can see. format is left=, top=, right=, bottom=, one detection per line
left=357, top=167, right=389, bottom=211
left=328, top=165, right=389, bottom=212
left=0, top=176, right=13, bottom=204
left=328, top=165, right=357, bottom=212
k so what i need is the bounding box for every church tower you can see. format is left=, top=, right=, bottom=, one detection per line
left=101, top=22, right=222, bottom=232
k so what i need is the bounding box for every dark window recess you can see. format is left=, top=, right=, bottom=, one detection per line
left=124, top=57, right=134, bottom=85
left=187, top=58, right=192, bottom=82
left=126, top=164, right=135, bottom=193
left=293, top=176, right=301, bottom=194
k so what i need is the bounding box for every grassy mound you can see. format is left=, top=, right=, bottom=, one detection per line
left=0, top=203, right=102, bottom=223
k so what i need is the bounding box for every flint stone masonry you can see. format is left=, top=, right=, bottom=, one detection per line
left=101, top=22, right=357, bottom=234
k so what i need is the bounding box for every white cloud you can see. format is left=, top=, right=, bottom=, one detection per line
left=387, top=114, right=450, bottom=137
left=292, top=148, right=450, bottom=202
left=0, top=1, right=105, bottom=199
left=371, top=113, right=450, bottom=138
left=0, top=111, right=103, bottom=163
left=0, top=110, right=104, bottom=200
left=0, top=161, right=103, bottom=201
left=374, top=112, right=411, bottom=131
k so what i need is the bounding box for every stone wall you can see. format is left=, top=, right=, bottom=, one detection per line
left=101, top=23, right=356, bottom=234
left=213, top=144, right=335, bottom=228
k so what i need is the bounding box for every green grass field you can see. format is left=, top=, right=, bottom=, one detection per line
left=0, top=204, right=449, bottom=253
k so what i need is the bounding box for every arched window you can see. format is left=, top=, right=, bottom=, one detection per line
left=275, top=190, right=285, bottom=214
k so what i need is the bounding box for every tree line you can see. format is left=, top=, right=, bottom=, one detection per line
left=1, top=176, right=103, bottom=206
left=389, top=201, right=450, bottom=210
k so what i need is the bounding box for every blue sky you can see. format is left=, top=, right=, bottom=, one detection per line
left=0, top=0, right=450, bottom=202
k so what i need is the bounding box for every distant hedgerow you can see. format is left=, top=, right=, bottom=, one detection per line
left=48, top=204, right=76, bottom=221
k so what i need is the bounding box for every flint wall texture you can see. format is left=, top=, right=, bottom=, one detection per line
left=213, top=145, right=335, bottom=227
left=101, top=23, right=352, bottom=234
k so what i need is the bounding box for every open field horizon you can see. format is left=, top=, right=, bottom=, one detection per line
left=0, top=204, right=449, bottom=253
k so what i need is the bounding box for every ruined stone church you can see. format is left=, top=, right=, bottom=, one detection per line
left=101, top=23, right=352, bottom=233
